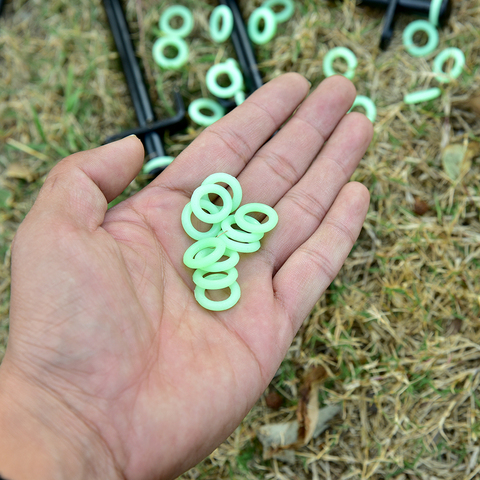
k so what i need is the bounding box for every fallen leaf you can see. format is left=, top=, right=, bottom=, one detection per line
left=445, top=317, right=462, bottom=336
left=5, top=163, right=36, bottom=182
left=454, top=93, right=480, bottom=116
left=413, top=198, right=429, bottom=216
left=265, top=391, right=283, bottom=410
left=465, top=141, right=480, bottom=162
left=441, top=144, right=466, bottom=181
left=296, top=366, right=327, bottom=446
left=257, top=366, right=336, bottom=457
left=257, top=404, right=342, bottom=457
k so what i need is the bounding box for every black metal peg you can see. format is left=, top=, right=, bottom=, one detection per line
left=354, top=0, right=452, bottom=50
left=380, top=0, right=400, bottom=50
left=103, top=0, right=187, bottom=176
left=213, top=0, right=263, bottom=110
left=219, top=0, right=263, bottom=94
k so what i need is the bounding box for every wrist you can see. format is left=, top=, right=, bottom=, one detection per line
left=0, top=360, right=123, bottom=480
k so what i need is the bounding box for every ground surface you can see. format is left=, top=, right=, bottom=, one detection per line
left=1, top=0, right=480, bottom=479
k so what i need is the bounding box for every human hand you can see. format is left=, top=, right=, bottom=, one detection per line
left=0, top=74, right=372, bottom=480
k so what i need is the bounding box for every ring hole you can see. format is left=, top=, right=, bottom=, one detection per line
left=190, top=215, right=212, bottom=233
left=169, top=15, right=185, bottom=29
left=199, top=107, right=215, bottom=117
left=270, top=4, right=285, bottom=13
left=216, top=73, right=232, bottom=88
left=216, top=182, right=232, bottom=197
left=203, top=271, right=226, bottom=279
left=257, top=18, right=266, bottom=32
left=351, top=105, right=367, bottom=116
left=246, top=212, right=266, bottom=223
left=332, top=57, right=348, bottom=74
left=413, top=31, right=428, bottom=46
left=195, top=248, right=215, bottom=259
left=205, top=287, right=231, bottom=301
left=163, top=44, right=179, bottom=59
left=207, top=193, right=223, bottom=205
left=442, top=57, right=456, bottom=74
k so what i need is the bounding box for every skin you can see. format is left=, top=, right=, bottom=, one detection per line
left=0, top=74, right=373, bottom=480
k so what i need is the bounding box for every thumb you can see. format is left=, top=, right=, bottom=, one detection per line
left=31, top=136, right=144, bottom=230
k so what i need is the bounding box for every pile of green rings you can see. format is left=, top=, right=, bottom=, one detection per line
left=146, top=5, right=196, bottom=174
left=182, top=173, right=278, bottom=311
left=401, top=0, right=465, bottom=104
left=172, top=1, right=298, bottom=127
left=190, top=4, right=243, bottom=126
left=203, top=0, right=296, bottom=109
left=323, top=0, right=466, bottom=118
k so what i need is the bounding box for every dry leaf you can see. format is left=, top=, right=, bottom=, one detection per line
left=445, top=318, right=462, bottom=337
left=441, top=144, right=466, bottom=181
left=455, top=93, right=480, bottom=116
left=465, top=141, right=480, bottom=162
left=413, top=198, right=429, bottom=216
left=441, top=141, right=479, bottom=181
left=5, top=163, right=36, bottom=182
left=296, top=366, right=327, bottom=446
left=257, top=404, right=342, bottom=457
left=265, top=391, right=283, bottom=410
left=257, top=366, right=338, bottom=457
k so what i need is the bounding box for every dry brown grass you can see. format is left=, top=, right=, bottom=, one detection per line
left=1, top=0, right=480, bottom=478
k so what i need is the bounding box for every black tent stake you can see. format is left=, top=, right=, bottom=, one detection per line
left=103, top=0, right=187, bottom=175
left=353, top=0, right=452, bottom=49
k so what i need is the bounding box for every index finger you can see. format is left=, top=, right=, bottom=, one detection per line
left=153, top=73, right=310, bottom=196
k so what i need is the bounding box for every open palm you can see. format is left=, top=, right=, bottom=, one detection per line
left=3, top=74, right=372, bottom=480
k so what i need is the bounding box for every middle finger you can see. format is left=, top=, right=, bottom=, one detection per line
left=237, top=75, right=357, bottom=206
left=259, top=110, right=373, bottom=274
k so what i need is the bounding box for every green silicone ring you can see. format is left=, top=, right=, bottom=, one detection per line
left=235, top=203, right=278, bottom=233
left=193, top=267, right=239, bottom=290
left=181, top=200, right=221, bottom=240
left=159, top=5, right=194, bottom=38
left=194, top=280, right=241, bottom=311
left=206, top=59, right=244, bottom=99
left=142, top=156, right=174, bottom=174
left=349, top=95, right=377, bottom=123
left=209, top=5, right=234, bottom=43
left=196, top=247, right=240, bottom=273
left=191, top=184, right=233, bottom=224
left=202, top=173, right=242, bottom=211
left=404, top=87, right=442, bottom=105
left=219, top=236, right=261, bottom=253
left=183, top=237, right=226, bottom=270
left=152, top=36, right=189, bottom=69
left=402, top=20, right=439, bottom=57
left=323, top=47, right=358, bottom=80
left=248, top=7, right=277, bottom=45
left=221, top=215, right=264, bottom=242
left=263, top=0, right=295, bottom=23
left=188, top=98, right=225, bottom=126
left=429, top=0, right=443, bottom=27
left=433, top=48, right=465, bottom=83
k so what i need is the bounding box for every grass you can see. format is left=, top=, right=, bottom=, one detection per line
left=1, top=0, right=480, bottom=478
